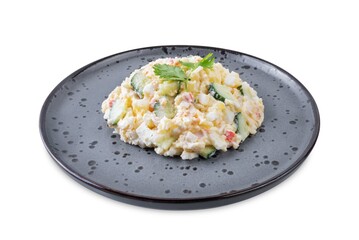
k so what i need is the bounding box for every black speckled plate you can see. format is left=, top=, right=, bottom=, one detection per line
left=40, top=45, right=320, bottom=210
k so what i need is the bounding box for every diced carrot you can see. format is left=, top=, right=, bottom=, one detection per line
left=109, top=99, right=114, bottom=107
left=225, top=130, right=236, bottom=142
left=183, top=92, right=194, bottom=102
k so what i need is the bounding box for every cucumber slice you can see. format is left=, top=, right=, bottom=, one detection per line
left=240, top=83, right=255, bottom=97
left=238, top=85, right=244, bottom=95
left=209, top=83, right=236, bottom=102
left=108, top=99, right=126, bottom=125
left=154, top=97, right=176, bottom=119
left=159, top=81, right=181, bottom=96
left=199, top=146, right=217, bottom=159
left=131, top=71, right=147, bottom=98
left=234, top=113, right=250, bottom=140
left=157, top=136, right=176, bottom=150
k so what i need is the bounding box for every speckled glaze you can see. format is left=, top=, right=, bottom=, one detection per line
left=39, top=45, right=320, bottom=210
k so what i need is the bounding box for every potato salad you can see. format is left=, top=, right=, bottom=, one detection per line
left=102, top=54, right=264, bottom=160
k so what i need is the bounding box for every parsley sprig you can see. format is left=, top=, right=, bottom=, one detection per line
left=153, top=64, right=190, bottom=89
left=180, top=53, right=215, bottom=70
left=153, top=53, right=215, bottom=91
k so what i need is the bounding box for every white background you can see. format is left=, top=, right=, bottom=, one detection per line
left=1, top=0, right=358, bottom=239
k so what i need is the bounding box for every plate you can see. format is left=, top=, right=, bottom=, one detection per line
left=39, top=45, right=320, bottom=210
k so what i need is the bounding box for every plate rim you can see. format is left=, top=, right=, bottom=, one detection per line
left=39, top=45, right=320, bottom=205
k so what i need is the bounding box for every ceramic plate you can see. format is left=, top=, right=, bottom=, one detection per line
left=40, top=45, right=320, bottom=210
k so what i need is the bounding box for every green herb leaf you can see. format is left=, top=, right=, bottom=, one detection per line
left=199, top=53, right=215, bottom=69
left=180, top=61, right=196, bottom=69
left=153, top=64, right=190, bottom=90
left=153, top=64, right=188, bottom=81
left=180, top=53, right=215, bottom=70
